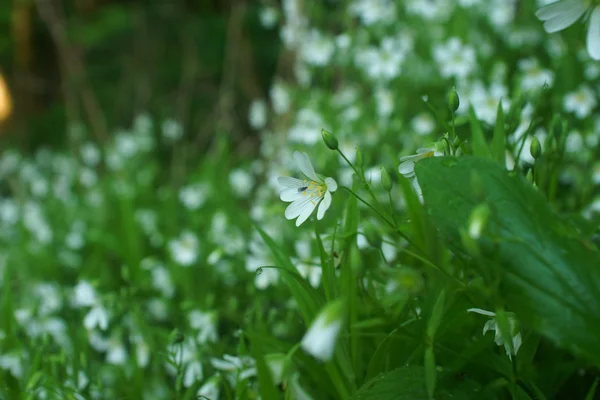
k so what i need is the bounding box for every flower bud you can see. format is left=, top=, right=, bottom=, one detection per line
left=448, top=87, right=460, bottom=112
left=321, top=129, right=338, bottom=150
left=530, top=137, right=541, bottom=160
left=355, top=147, right=364, bottom=168
left=380, top=167, right=392, bottom=192
left=169, top=329, right=185, bottom=344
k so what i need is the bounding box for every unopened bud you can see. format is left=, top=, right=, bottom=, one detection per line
left=530, top=137, right=541, bottom=160
left=351, top=148, right=361, bottom=169
left=448, top=87, right=460, bottom=112
left=363, top=224, right=381, bottom=248
left=169, top=329, right=185, bottom=344
left=321, top=129, right=338, bottom=150
left=380, top=167, right=392, bottom=192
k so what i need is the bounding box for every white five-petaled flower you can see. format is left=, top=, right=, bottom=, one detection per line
left=536, top=0, right=600, bottom=60
left=278, top=151, right=338, bottom=227
left=467, top=308, right=522, bottom=360
left=398, top=147, right=444, bottom=179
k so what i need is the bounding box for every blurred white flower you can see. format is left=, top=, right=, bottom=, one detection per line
left=80, top=142, right=101, bottom=167
left=289, top=108, right=326, bottom=144
left=488, top=0, right=516, bottom=28
left=211, top=354, right=257, bottom=383
left=375, top=88, right=394, bottom=119
left=246, top=235, right=279, bottom=289
left=565, top=131, right=585, bottom=153
left=355, top=37, right=407, bottom=81
left=300, top=29, right=335, bottom=66
left=259, top=6, right=278, bottom=28
left=72, top=281, right=97, bottom=308
left=197, top=375, right=221, bottom=400
left=518, top=58, right=554, bottom=90
left=184, top=360, right=204, bottom=387
left=248, top=99, right=268, bottom=130
left=84, top=305, right=109, bottom=331
left=564, top=85, right=597, bottom=118
left=189, top=310, right=218, bottom=344
left=169, top=231, right=200, bottom=266
left=161, top=119, right=184, bottom=141
left=536, top=0, right=600, bottom=60
left=151, top=266, right=175, bottom=298
left=0, top=354, right=23, bottom=378
left=411, top=113, right=435, bottom=136
left=278, top=151, right=338, bottom=226
left=179, top=183, right=209, bottom=211
left=229, top=168, right=254, bottom=198
left=349, top=0, right=396, bottom=25
left=433, top=37, right=476, bottom=80
left=468, top=82, right=510, bottom=125
left=270, top=80, right=291, bottom=115
left=468, top=308, right=522, bottom=360
left=301, top=300, right=344, bottom=362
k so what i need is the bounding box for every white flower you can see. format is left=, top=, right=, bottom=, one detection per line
left=211, top=354, right=256, bottom=383
left=300, top=29, right=335, bottom=67
left=564, top=85, right=597, bottom=118
left=229, top=168, right=254, bottom=198
left=248, top=99, right=268, bottom=130
left=398, top=146, right=444, bottom=179
left=536, top=1, right=600, bottom=60
left=270, top=80, right=291, bottom=115
left=189, top=310, right=218, bottom=344
left=411, top=113, right=435, bottom=136
left=84, top=305, right=109, bottom=331
left=179, top=183, right=209, bottom=211
left=518, top=58, right=554, bottom=90
left=72, top=281, right=98, bottom=308
left=467, top=82, right=510, bottom=125
left=467, top=308, right=522, bottom=359
left=433, top=37, right=476, bottom=80
left=278, top=152, right=338, bottom=227
left=259, top=6, right=278, bottom=28
left=301, top=300, right=344, bottom=362
left=169, top=231, right=200, bottom=266
left=197, top=375, right=221, bottom=400
left=161, top=119, right=184, bottom=141
left=349, top=0, right=396, bottom=26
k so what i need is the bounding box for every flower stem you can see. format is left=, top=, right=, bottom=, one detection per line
left=341, top=186, right=393, bottom=227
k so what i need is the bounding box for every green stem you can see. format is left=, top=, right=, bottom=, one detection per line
left=388, top=191, right=398, bottom=228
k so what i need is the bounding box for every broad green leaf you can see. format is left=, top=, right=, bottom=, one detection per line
left=491, top=100, right=505, bottom=165
left=248, top=335, right=281, bottom=400
left=415, top=156, right=600, bottom=366
left=353, top=366, right=487, bottom=400
left=468, top=106, right=492, bottom=159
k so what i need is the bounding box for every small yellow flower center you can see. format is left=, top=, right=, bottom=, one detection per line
left=301, top=180, right=326, bottom=203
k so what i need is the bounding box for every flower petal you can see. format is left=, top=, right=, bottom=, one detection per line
left=280, top=188, right=304, bottom=202
left=285, top=197, right=312, bottom=220
left=295, top=198, right=319, bottom=226
left=467, top=308, right=496, bottom=317
left=588, top=6, right=600, bottom=60
left=278, top=176, right=306, bottom=188
left=536, top=0, right=587, bottom=33
left=293, top=151, right=319, bottom=181
left=324, top=177, right=337, bottom=192
left=317, top=191, right=332, bottom=220
left=398, top=161, right=416, bottom=178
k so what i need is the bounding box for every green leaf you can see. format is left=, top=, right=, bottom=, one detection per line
left=249, top=335, right=281, bottom=400
left=352, top=367, right=428, bottom=400
left=315, top=223, right=337, bottom=301
left=365, top=329, right=398, bottom=381
left=415, top=156, right=600, bottom=366
left=426, top=289, right=446, bottom=339
left=255, top=226, right=323, bottom=324
left=491, top=100, right=506, bottom=165
left=468, top=107, right=492, bottom=159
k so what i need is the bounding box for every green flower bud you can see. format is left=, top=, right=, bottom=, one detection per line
left=380, top=167, right=392, bottom=192
left=363, top=224, right=381, bottom=248
left=530, top=136, right=541, bottom=160
left=321, top=129, right=338, bottom=150
left=448, top=87, right=460, bottom=112
left=526, top=168, right=534, bottom=183
left=355, top=147, right=364, bottom=168
left=169, top=329, right=185, bottom=344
